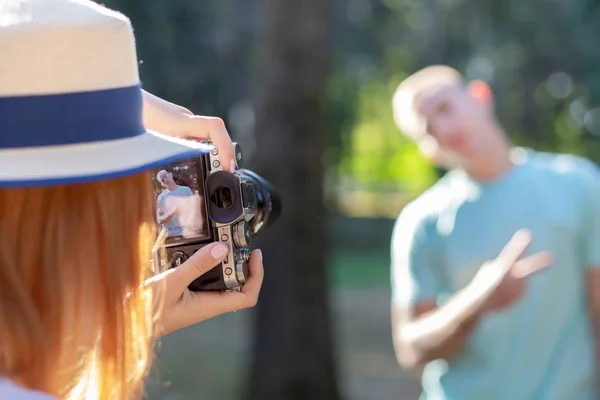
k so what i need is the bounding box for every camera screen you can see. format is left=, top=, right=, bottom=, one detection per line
left=152, top=157, right=211, bottom=244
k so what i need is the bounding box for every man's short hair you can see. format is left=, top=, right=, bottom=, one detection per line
left=392, top=65, right=464, bottom=139
left=157, top=169, right=169, bottom=184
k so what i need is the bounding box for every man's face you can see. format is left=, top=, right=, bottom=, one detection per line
left=160, top=172, right=175, bottom=187
left=413, top=84, right=492, bottom=168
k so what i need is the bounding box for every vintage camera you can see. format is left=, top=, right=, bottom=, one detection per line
left=151, top=142, right=281, bottom=291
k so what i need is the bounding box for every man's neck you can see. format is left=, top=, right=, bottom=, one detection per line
left=462, top=126, right=514, bottom=183
left=167, top=184, right=177, bottom=191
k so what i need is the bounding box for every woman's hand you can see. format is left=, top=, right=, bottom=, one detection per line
left=147, top=242, right=263, bottom=336
left=141, top=90, right=236, bottom=172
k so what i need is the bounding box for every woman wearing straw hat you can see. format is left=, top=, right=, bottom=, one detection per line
left=0, top=0, right=264, bottom=398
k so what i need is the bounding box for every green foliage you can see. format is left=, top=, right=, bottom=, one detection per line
left=338, top=73, right=438, bottom=195
left=103, top=0, right=600, bottom=211
left=330, top=0, right=600, bottom=210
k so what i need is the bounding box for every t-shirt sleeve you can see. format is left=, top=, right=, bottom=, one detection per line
left=156, top=193, right=166, bottom=216
left=390, top=206, right=444, bottom=308
left=580, top=160, right=600, bottom=268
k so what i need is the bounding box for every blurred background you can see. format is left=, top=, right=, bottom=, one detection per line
left=102, top=0, right=600, bottom=399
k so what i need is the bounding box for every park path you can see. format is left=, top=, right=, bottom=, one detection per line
left=145, top=287, right=422, bottom=400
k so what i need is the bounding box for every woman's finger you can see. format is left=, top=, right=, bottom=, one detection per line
left=239, top=249, right=264, bottom=304
left=172, top=242, right=230, bottom=290
left=186, top=116, right=236, bottom=172
left=217, top=249, right=264, bottom=311
left=187, top=249, right=264, bottom=318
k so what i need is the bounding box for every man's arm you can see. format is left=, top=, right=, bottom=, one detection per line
left=390, top=208, right=482, bottom=371
left=156, top=195, right=178, bottom=224
left=392, top=292, right=483, bottom=371
left=391, top=208, right=552, bottom=372
left=580, top=159, right=600, bottom=391
left=157, top=207, right=178, bottom=224
left=586, top=271, right=600, bottom=395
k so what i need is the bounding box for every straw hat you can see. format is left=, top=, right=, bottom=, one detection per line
left=0, top=0, right=209, bottom=187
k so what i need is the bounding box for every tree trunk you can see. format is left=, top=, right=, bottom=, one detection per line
left=244, top=1, right=340, bottom=399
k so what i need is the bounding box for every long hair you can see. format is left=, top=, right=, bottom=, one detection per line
left=0, top=171, right=158, bottom=399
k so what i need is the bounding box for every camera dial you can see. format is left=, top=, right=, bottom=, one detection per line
left=233, top=221, right=251, bottom=248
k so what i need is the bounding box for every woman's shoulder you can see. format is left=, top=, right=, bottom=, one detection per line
left=0, top=378, right=57, bottom=399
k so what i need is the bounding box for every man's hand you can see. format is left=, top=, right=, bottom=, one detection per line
left=157, top=206, right=179, bottom=224
left=469, top=229, right=553, bottom=313
left=147, top=242, right=264, bottom=336
left=392, top=229, right=553, bottom=370
left=141, top=90, right=236, bottom=172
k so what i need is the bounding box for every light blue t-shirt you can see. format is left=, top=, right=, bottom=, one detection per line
left=156, top=185, right=193, bottom=236
left=391, top=148, right=600, bottom=400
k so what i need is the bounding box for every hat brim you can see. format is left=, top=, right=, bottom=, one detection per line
left=0, top=130, right=212, bottom=187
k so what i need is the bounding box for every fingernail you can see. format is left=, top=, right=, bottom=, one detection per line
left=230, top=159, right=236, bottom=173
left=211, top=244, right=229, bottom=259
left=258, top=249, right=263, bottom=262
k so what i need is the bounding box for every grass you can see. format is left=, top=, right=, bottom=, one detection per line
left=326, top=213, right=396, bottom=289
left=328, top=249, right=391, bottom=289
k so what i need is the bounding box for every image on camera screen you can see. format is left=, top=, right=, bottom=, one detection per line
left=152, top=158, right=211, bottom=243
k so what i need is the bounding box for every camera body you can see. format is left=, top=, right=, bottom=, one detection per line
left=151, top=142, right=279, bottom=291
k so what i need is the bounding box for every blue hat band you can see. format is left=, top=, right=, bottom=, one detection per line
left=0, top=85, right=145, bottom=149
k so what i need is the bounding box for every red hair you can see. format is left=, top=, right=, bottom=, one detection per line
left=0, top=172, right=158, bottom=399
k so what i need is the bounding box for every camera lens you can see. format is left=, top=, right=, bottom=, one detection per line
left=239, top=169, right=282, bottom=237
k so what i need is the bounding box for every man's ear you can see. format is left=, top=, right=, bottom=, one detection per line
left=467, top=80, right=494, bottom=111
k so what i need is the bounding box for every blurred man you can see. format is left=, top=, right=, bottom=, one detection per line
left=390, top=65, right=600, bottom=400
left=156, top=169, right=193, bottom=236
